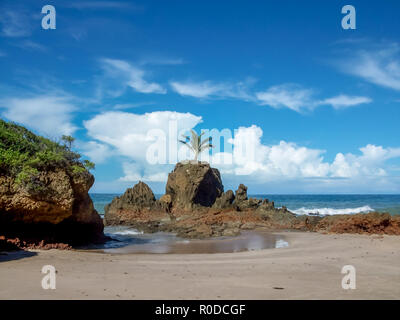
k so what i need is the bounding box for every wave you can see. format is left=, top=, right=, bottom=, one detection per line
left=112, top=230, right=143, bottom=236
left=291, top=205, right=374, bottom=216
left=104, top=226, right=143, bottom=236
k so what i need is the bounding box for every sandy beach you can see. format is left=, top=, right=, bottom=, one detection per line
left=1, top=231, right=399, bottom=300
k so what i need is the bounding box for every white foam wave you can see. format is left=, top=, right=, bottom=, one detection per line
left=111, top=229, right=143, bottom=236
left=291, top=205, right=374, bottom=216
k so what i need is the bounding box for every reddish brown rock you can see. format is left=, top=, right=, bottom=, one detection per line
left=316, top=212, right=400, bottom=235
left=0, top=169, right=104, bottom=245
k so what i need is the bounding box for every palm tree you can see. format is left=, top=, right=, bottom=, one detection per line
left=179, top=130, right=213, bottom=161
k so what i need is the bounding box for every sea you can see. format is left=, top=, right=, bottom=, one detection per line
left=90, top=193, right=400, bottom=253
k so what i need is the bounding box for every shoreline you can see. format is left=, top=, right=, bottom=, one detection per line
left=1, top=231, right=399, bottom=299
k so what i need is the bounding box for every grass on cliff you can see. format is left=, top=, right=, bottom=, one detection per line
left=0, top=118, right=95, bottom=189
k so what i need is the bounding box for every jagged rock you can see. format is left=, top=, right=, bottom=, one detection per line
left=106, top=181, right=156, bottom=211
left=213, top=190, right=235, bottom=209
left=104, top=181, right=170, bottom=228
left=165, top=162, right=223, bottom=210
left=233, top=184, right=262, bottom=211
left=235, top=184, right=248, bottom=202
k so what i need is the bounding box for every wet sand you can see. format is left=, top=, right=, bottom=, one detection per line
left=0, top=231, right=399, bottom=299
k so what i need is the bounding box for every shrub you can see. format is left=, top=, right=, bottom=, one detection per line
left=0, top=118, right=95, bottom=189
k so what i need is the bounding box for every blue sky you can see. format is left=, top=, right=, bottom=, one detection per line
left=0, top=0, right=400, bottom=194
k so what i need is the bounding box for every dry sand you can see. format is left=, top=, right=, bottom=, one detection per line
left=0, top=231, right=399, bottom=299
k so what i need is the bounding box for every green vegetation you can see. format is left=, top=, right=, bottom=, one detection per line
left=179, top=129, right=214, bottom=161
left=61, top=135, right=75, bottom=150
left=0, top=119, right=95, bottom=189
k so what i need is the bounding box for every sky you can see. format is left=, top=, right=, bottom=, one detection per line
left=0, top=0, right=400, bottom=194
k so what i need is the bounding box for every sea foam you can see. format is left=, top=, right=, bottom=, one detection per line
left=291, top=205, right=374, bottom=216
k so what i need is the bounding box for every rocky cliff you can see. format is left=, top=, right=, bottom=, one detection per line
left=0, top=119, right=104, bottom=249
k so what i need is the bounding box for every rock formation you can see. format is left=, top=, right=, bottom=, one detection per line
left=0, top=119, right=105, bottom=248
left=165, top=162, right=223, bottom=210
left=0, top=169, right=104, bottom=247
left=104, top=181, right=171, bottom=232
left=104, top=161, right=400, bottom=239
left=105, top=162, right=318, bottom=238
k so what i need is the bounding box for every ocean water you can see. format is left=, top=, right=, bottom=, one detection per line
left=91, top=193, right=400, bottom=217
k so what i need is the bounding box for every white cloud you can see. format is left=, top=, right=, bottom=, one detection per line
left=84, top=111, right=203, bottom=181
left=212, top=125, right=330, bottom=179
left=78, top=141, right=111, bottom=164
left=256, top=84, right=314, bottom=111
left=83, top=111, right=400, bottom=191
left=170, top=81, right=222, bottom=98
left=99, top=58, right=166, bottom=96
left=0, top=95, right=77, bottom=137
left=120, top=162, right=169, bottom=182
left=0, top=10, right=32, bottom=37
left=331, top=145, right=400, bottom=178
left=170, top=79, right=254, bottom=100
left=256, top=84, right=371, bottom=112
left=336, top=43, right=400, bottom=91
left=216, top=126, right=400, bottom=185
left=320, top=95, right=372, bottom=109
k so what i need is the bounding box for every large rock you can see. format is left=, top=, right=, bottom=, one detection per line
left=0, top=169, right=104, bottom=245
left=165, top=162, right=223, bottom=210
left=104, top=181, right=171, bottom=231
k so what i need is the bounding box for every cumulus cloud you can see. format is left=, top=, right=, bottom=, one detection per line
left=0, top=95, right=77, bottom=137
left=215, top=126, right=400, bottom=185
left=84, top=111, right=203, bottom=181
left=331, top=145, right=400, bottom=178
left=99, top=58, right=166, bottom=97
left=78, top=141, right=111, bottom=164
left=336, top=42, right=400, bottom=91
left=255, top=84, right=371, bottom=112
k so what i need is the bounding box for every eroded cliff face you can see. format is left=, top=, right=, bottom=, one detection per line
left=0, top=168, right=104, bottom=247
